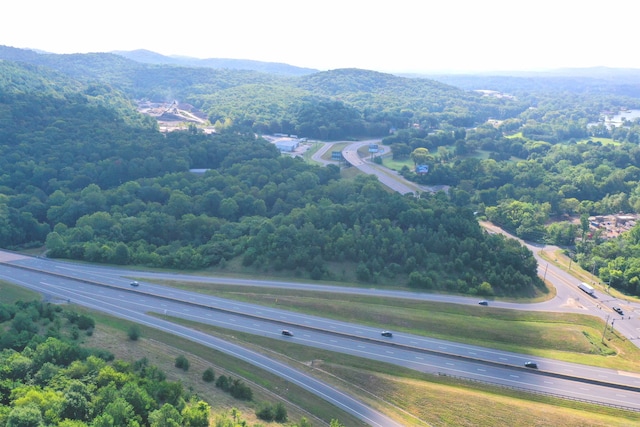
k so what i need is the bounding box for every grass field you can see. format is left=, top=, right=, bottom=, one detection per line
left=148, top=279, right=640, bottom=372
left=4, top=266, right=640, bottom=426
left=0, top=281, right=41, bottom=303
left=84, top=312, right=364, bottom=427
left=153, top=310, right=640, bottom=427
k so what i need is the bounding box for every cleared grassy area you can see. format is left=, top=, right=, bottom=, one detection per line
left=380, top=156, right=412, bottom=171
left=6, top=279, right=640, bottom=425
left=150, top=279, right=640, bottom=372
left=157, top=314, right=640, bottom=427
left=0, top=281, right=360, bottom=426
left=0, top=280, right=41, bottom=303
left=74, top=304, right=366, bottom=427
left=320, top=142, right=349, bottom=161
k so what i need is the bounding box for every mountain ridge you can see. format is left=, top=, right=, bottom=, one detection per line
left=112, top=48, right=319, bottom=76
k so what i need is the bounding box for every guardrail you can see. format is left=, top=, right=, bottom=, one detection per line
left=437, top=372, right=640, bottom=413
left=3, top=253, right=640, bottom=405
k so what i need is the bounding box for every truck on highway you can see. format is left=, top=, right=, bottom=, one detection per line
left=578, top=282, right=595, bottom=296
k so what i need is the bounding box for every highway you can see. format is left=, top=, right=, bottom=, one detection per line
left=1, top=253, right=640, bottom=413
left=481, top=222, right=640, bottom=347
left=1, top=142, right=639, bottom=422
left=0, top=254, right=402, bottom=427
left=335, top=140, right=640, bottom=346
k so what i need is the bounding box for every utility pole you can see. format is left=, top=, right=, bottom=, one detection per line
left=601, top=314, right=610, bottom=343
left=543, top=263, right=549, bottom=282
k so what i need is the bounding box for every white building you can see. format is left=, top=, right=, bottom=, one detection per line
left=274, top=138, right=300, bottom=152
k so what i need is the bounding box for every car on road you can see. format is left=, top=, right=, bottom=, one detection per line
left=478, top=300, right=489, bottom=306
left=381, top=331, right=393, bottom=337
left=281, top=330, right=293, bottom=336
left=130, top=281, right=139, bottom=287
left=524, top=361, right=538, bottom=369
left=613, top=306, right=624, bottom=315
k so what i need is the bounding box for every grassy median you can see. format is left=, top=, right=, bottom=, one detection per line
left=154, top=312, right=640, bottom=427
left=151, top=279, right=640, bottom=372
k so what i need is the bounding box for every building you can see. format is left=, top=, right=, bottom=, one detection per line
left=274, top=138, right=300, bottom=152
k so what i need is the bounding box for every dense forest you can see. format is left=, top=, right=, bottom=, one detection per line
left=0, top=299, right=318, bottom=426
left=0, top=56, right=543, bottom=297
left=0, top=45, right=526, bottom=140
left=5, top=45, right=640, bottom=296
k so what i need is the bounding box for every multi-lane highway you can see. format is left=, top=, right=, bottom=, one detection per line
left=2, top=142, right=640, bottom=422
left=0, top=253, right=403, bottom=427
left=1, top=252, right=639, bottom=414
left=336, top=140, right=640, bottom=346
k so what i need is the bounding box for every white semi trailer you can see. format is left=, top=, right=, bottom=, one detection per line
left=578, top=282, right=595, bottom=296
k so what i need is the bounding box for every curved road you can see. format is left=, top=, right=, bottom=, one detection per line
left=0, top=256, right=402, bottom=427
left=1, top=142, right=640, bottom=420
left=1, top=254, right=640, bottom=412
left=320, top=139, right=640, bottom=346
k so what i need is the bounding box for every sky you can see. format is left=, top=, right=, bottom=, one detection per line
left=2, top=0, right=639, bottom=74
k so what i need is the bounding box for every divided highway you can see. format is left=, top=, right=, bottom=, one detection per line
left=0, top=253, right=402, bottom=427
left=1, top=252, right=640, bottom=413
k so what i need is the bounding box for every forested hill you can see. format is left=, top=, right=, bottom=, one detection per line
left=0, top=58, right=543, bottom=297
left=112, top=48, right=319, bottom=76
left=425, top=68, right=640, bottom=98
left=0, top=45, right=528, bottom=139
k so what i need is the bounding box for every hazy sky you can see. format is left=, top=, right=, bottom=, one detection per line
left=2, top=0, right=638, bottom=73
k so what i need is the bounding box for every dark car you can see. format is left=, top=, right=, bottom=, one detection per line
left=281, top=330, right=293, bottom=337
left=381, top=331, right=393, bottom=337
left=478, top=300, right=489, bottom=306
left=524, top=361, right=538, bottom=369
left=130, top=281, right=140, bottom=287
left=613, top=307, right=624, bottom=315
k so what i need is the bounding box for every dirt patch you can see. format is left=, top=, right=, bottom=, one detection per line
left=561, top=297, right=588, bottom=310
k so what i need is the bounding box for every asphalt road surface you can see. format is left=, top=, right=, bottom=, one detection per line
left=0, top=256, right=402, bottom=427
left=1, top=253, right=639, bottom=412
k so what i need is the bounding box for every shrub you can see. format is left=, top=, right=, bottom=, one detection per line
left=127, top=325, right=141, bottom=341
left=215, top=375, right=230, bottom=391
left=175, top=355, right=190, bottom=371
left=229, top=379, right=252, bottom=400
left=202, top=368, right=215, bottom=382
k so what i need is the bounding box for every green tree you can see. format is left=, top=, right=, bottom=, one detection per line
left=174, top=355, right=189, bottom=371
left=6, top=405, right=44, bottom=427
left=60, top=391, right=90, bottom=421
left=12, top=311, right=39, bottom=334
left=410, top=147, right=430, bottom=166
left=274, top=402, right=288, bottom=422
left=128, top=325, right=141, bottom=341
left=112, top=242, right=131, bottom=265
left=181, top=400, right=210, bottom=427
left=478, top=281, right=494, bottom=296
left=149, top=404, right=182, bottom=427
left=215, top=375, right=230, bottom=391
left=120, top=382, right=156, bottom=421
left=45, top=231, right=66, bottom=257
left=102, top=398, right=138, bottom=427
left=202, top=368, right=215, bottom=382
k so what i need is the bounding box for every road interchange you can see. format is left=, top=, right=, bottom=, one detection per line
left=2, top=140, right=640, bottom=422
